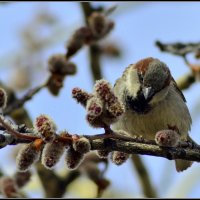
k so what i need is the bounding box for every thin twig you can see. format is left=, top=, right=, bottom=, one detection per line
left=155, top=40, right=200, bottom=56
left=89, top=138, right=200, bottom=162
left=155, top=40, right=199, bottom=90
left=0, top=116, right=38, bottom=140
left=4, top=82, right=47, bottom=115
left=81, top=2, right=103, bottom=82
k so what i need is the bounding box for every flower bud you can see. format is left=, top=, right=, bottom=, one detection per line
left=86, top=114, right=103, bottom=128
left=94, top=79, right=113, bottom=102
left=100, top=43, right=121, bottom=57
left=16, top=139, right=43, bottom=172
left=155, top=129, right=180, bottom=147
left=65, top=147, right=84, bottom=170
left=111, top=151, right=130, bottom=166
left=34, top=114, right=56, bottom=142
left=94, top=79, right=124, bottom=122
left=46, top=75, right=64, bottom=96
left=96, top=150, right=110, bottom=159
left=72, top=87, right=92, bottom=107
left=41, top=140, right=65, bottom=169
left=73, top=137, right=91, bottom=154
left=66, top=27, right=93, bottom=58
left=86, top=96, right=103, bottom=117
left=94, top=79, right=124, bottom=114
left=0, top=177, right=19, bottom=198
left=88, top=12, right=107, bottom=37
left=14, top=171, right=31, bottom=188
left=48, top=54, right=77, bottom=76
left=107, top=102, right=124, bottom=118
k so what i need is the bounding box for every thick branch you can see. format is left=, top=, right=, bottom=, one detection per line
left=1, top=120, right=199, bottom=162
left=90, top=138, right=200, bottom=162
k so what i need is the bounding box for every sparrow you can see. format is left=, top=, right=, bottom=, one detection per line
left=112, top=57, right=193, bottom=172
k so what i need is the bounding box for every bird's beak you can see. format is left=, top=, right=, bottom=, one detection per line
left=142, top=87, right=153, bottom=100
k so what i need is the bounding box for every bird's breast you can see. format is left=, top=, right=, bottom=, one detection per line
left=113, top=89, right=191, bottom=140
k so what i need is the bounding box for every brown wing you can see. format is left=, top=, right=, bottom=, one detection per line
left=171, top=77, right=186, bottom=102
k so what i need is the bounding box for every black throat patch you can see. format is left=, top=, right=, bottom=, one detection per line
left=125, top=89, right=151, bottom=114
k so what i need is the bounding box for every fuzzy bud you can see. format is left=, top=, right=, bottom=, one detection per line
left=72, top=87, right=92, bottom=107
left=155, top=129, right=180, bottom=147
left=16, top=139, right=43, bottom=172
left=66, top=27, right=93, bottom=58
left=65, top=147, right=84, bottom=170
left=41, top=140, right=65, bottom=169
left=86, top=114, right=103, bottom=128
left=0, top=177, right=19, bottom=198
left=111, top=151, right=130, bottom=166
left=34, top=114, right=56, bottom=142
left=88, top=12, right=107, bottom=37
left=73, top=137, right=91, bottom=154
left=85, top=96, right=104, bottom=128
left=86, top=96, right=103, bottom=117
left=14, top=171, right=31, bottom=188
left=94, top=79, right=113, bottom=101
left=107, top=102, right=125, bottom=118
left=48, top=54, right=76, bottom=76
left=94, top=79, right=124, bottom=118
left=96, top=150, right=110, bottom=159
left=0, top=88, right=7, bottom=109
left=88, top=12, right=114, bottom=39
left=100, top=43, right=121, bottom=57
left=46, top=75, right=64, bottom=96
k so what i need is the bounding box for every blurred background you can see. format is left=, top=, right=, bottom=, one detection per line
left=0, top=2, right=200, bottom=198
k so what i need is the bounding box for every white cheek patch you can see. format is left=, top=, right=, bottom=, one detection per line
left=126, top=68, right=140, bottom=97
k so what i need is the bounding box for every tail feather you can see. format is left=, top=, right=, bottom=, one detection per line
left=175, top=159, right=193, bottom=172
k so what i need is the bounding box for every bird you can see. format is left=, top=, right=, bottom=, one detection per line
left=112, top=57, right=193, bottom=172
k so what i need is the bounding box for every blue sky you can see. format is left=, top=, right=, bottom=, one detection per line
left=1, top=2, right=200, bottom=198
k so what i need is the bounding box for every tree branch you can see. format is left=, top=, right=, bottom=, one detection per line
left=176, top=73, right=195, bottom=90
left=155, top=40, right=200, bottom=56
left=4, top=82, right=47, bottom=115
left=89, top=138, right=200, bottom=162
left=2, top=126, right=200, bottom=162
left=36, top=163, right=79, bottom=198
left=81, top=2, right=103, bottom=82
left=131, top=155, right=157, bottom=198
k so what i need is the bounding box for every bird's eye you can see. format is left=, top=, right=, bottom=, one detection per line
left=138, top=73, right=144, bottom=83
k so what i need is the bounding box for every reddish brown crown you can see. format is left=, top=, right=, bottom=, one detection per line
left=134, top=57, right=154, bottom=75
